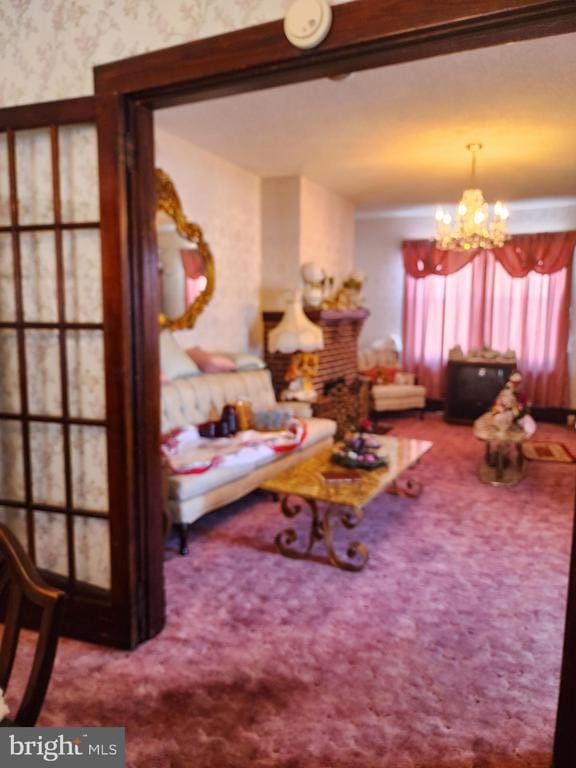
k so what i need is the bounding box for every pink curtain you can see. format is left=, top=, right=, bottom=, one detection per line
left=403, top=231, right=576, bottom=277
left=402, top=233, right=575, bottom=407
left=180, top=248, right=207, bottom=306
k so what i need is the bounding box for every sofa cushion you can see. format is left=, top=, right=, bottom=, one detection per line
left=186, top=346, right=237, bottom=373
left=372, top=384, right=426, bottom=398
left=161, top=369, right=278, bottom=433
left=372, top=384, right=426, bottom=412
left=160, top=331, right=200, bottom=380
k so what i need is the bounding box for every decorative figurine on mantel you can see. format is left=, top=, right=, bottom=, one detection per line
left=322, top=272, right=365, bottom=311
left=301, top=262, right=333, bottom=309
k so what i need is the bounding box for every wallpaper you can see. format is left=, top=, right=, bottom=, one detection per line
left=260, top=176, right=356, bottom=311
left=0, top=0, right=350, bottom=107
left=300, top=176, right=355, bottom=287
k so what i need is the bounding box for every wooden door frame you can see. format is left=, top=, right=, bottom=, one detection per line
left=93, top=0, right=576, bottom=762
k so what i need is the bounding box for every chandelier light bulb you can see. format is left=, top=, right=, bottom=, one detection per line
left=434, top=144, right=510, bottom=251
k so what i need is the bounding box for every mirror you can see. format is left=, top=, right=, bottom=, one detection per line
left=155, top=167, right=215, bottom=330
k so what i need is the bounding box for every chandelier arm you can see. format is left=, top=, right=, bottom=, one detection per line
left=435, top=143, right=509, bottom=252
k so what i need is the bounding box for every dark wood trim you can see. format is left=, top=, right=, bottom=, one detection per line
left=6, top=127, right=35, bottom=563
left=37, top=573, right=124, bottom=648
left=0, top=222, right=100, bottom=233
left=0, top=413, right=107, bottom=427
left=125, top=101, right=165, bottom=642
left=95, top=0, right=576, bottom=107
left=95, top=94, right=141, bottom=648
left=0, top=501, right=109, bottom=519
left=0, top=97, right=96, bottom=130
left=0, top=321, right=103, bottom=330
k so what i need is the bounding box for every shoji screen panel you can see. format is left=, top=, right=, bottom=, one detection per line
left=0, top=123, right=110, bottom=592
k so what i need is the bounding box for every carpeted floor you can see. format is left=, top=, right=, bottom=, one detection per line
left=13, top=415, right=576, bottom=767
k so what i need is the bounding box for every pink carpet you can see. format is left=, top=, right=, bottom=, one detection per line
left=11, top=415, right=576, bottom=767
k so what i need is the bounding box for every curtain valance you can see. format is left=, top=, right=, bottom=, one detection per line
left=403, top=231, right=576, bottom=278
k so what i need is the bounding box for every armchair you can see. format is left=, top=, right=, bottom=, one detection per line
left=358, top=342, right=426, bottom=417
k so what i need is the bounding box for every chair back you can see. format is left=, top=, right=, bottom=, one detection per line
left=0, top=523, right=65, bottom=726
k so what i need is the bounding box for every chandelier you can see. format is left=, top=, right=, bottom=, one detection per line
left=435, top=143, right=510, bottom=251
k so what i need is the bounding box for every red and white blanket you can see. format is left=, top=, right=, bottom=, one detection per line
left=161, top=418, right=307, bottom=476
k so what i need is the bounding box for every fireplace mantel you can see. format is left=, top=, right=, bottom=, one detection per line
left=262, top=308, right=370, bottom=400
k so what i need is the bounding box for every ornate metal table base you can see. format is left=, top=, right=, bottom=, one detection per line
left=479, top=439, right=524, bottom=486
left=275, top=495, right=369, bottom=572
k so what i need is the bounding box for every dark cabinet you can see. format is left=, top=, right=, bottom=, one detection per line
left=444, top=360, right=516, bottom=423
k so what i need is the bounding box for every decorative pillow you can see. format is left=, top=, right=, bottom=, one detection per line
left=160, top=331, right=200, bottom=380
left=228, top=352, right=266, bottom=371
left=360, top=366, right=399, bottom=384
left=186, top=346, right=236, bottom=373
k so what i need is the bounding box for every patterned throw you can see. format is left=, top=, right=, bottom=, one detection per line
left=522, top=441, right=575, bottom=463
left=161, top=419, right=307, bottom=474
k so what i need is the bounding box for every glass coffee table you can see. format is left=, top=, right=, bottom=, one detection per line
left=260, top=436, right=432, bottom=572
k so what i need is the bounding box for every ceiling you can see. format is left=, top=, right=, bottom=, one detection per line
left=155, top=31, right=576, bottom=214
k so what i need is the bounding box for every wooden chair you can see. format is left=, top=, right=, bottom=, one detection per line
left=0, top=523, right=65, bottom=726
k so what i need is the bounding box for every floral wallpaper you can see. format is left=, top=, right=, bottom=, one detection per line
left=0, top=0, right=349, bottom=108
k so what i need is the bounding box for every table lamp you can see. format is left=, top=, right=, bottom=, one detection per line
left=268, top=292, right=324, bottom=402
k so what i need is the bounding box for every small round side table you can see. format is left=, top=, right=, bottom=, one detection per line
left=473, top=413, right=526, bottom=486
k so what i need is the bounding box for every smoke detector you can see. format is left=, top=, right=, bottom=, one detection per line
left=283, top=0, right=333, bottom=50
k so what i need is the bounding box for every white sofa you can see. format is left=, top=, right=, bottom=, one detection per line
left=161, top=368, right=336, bottom=554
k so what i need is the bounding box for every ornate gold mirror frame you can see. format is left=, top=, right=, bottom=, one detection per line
left=155, top=168, right=215, bottom=330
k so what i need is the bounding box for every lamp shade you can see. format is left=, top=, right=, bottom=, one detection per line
left=268, top=293, right=324, bottom=354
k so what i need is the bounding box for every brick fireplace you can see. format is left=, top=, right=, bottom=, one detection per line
left=262, top=308, right=369, bottom=407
